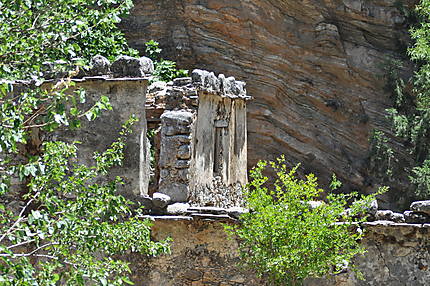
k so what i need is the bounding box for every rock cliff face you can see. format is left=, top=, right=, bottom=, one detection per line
left=121, top=0, right=418, bottom=209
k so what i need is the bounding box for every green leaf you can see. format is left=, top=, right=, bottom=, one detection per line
left=122, top=277, right=135, bottom=285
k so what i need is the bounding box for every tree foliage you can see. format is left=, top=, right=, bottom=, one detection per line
left=0, top=0, right=138, bottom=80
left=370, top=0, right=430, bottom=198
left=0, top=0, right=171, bottom=284
left=226, top=157, right=386, bottom=286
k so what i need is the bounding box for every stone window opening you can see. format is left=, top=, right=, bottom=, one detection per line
left=213, top=126, right=223, bottom=176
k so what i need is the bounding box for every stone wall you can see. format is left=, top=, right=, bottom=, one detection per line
left=3, top=55, right=153, bottom=202
left=52, top=77, right=150, bottom=198
left=125, top=217, right=263, bottom=286
left=126, top=217, right=430, bottom=286
left=189, top=70, right=249, bottom=207
left=159, top=110, right=195, bottom=202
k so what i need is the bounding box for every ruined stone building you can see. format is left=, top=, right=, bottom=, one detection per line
left=49, top=58, right=250, bottom=210
left=44, top=56, right=429, bottom=286
left=146, top=70, right=250, bottom=208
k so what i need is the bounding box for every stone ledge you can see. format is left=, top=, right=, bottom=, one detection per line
left=139, top=213, right=430, bottom=228
left=140, top=215, right=193, bottom=221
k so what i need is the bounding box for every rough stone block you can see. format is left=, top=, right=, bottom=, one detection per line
left=391, top=212, right=405, bottom=223
left=167, top=203, right=190, bottom=215
left=404, top=211, right=430, bottom=224
left=133, top=195, right=153, bottom=211
left=148, top=81, right=167, bottom=93
left=163, top=125, right=191, bottom=136
left=111, top=55, right=154, bottom=77
left=177, top=145, right=191, bottom=159
left=375, top=210, right=394, bottom=221
left=89, top=55, right=110, bottom=76
left=175, top=160, right=190, bottom=169
left=159, top=183, right=189, bottom=202
left=227, top=207, right=249, bottom=219
left=191, top=69, right=210, bottom=86
left=410, top=200, right=430, bottom=216
left=161, top=110, right=194, bottom=126
left=173, top=77, right=192, bottom=86
left=188, top=206, right=228, bottom=215
left=176, top=168, right=189, bottom=180
left=152, top=192, right=171, bottom=209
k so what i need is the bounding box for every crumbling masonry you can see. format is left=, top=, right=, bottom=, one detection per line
left=146, top=70, right=250, bottom=208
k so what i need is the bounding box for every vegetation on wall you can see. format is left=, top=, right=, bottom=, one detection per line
left=226, top=157, right=386, bottom=286
left=370, top=0, right=430, bottom=199
left=0, top=0, right=171, bottom=284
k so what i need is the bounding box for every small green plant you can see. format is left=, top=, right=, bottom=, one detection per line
left=369, top=130, right=396, bottom=179
left=329, top=173, right=342, bottom=191
left=410, top=159, right=430, bottom=197
left=226, top=156, right=386, bottom=286
left=144, top=40, right=188, bottom=82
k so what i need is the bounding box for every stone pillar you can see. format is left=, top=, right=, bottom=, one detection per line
left=158, top=110, right=195, bottom=202
left=187, top=69, right=250, bottom=207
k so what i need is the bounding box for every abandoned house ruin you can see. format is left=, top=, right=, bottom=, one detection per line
left=7, top=55, right=430, bottom=286
left=47, top=56, right=251, bottom=210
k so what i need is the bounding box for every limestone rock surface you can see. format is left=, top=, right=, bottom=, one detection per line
left=122, top=0, right=418, bottom=209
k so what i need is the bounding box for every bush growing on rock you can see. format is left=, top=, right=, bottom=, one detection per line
left=226, top=156, right=386, bottom=285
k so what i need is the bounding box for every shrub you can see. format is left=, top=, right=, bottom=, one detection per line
left=226, top=157, right=386, bottom=285
left=372, top=0, right=430, bottom=198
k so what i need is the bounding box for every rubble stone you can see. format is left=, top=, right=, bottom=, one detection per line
left=227, top=207, right=249, bottom=219
left=152, top=192, right=171, bottom=209
left=403, top=211, right=430, bottom=224
left=111, top=55, right=154, bottom=77
left=410, top=200, right=430, bottom=216
left=167, top=203, right=190, bottom=215
left=89, top=55, right=110, bottom=75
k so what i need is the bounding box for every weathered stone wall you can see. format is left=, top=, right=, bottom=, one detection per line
left=127, top=217, right=430, bottom=286
left=159, top=110, right=195, bottom=202
left=305, top=222, right=430, bottom=286
left=189, top=70, right=249, bottom=207
left=52, top=77, right=150, bottom=198
left=125, top=218, right=263, bottom=286
left=148, top=70, right=250, bottom=207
